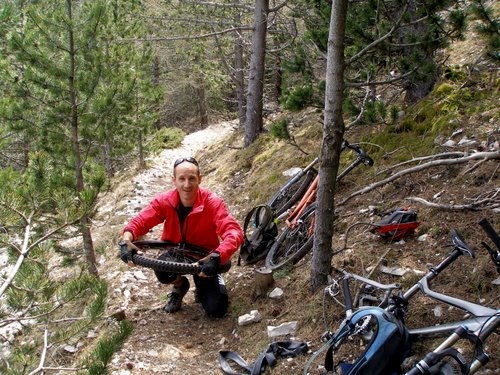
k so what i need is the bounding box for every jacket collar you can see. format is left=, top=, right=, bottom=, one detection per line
left=168, top=187, right=205, bottom=213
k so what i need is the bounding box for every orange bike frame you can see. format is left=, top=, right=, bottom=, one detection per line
left=285, top=175, right=319, bottom=228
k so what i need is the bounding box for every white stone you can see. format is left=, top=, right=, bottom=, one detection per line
left=267, top=321, right=298, bottom=338
left=433, top=305, right=443, bottom=317
left=442, top=140, right=456, bottom=147
left=238, top=310, right=262, bottom=326
left=133, top=270, right=148, bottom=281
left=147, top=349, right=159, bottom=357
left=63, top=344, right=78, bottom=353
left=417, top=234, right=428, bottom=242
left=492, top=277, right=500, bottom=286
left=380, top=265, right=407, bottom=276
left=268, top=287, right=284, bottom=299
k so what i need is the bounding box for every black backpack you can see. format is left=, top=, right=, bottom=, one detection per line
left=238, top=205, right=278, bottom=265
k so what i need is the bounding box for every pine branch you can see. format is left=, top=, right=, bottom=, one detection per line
left=120, top=26, right=253, bottom=43
left=345, top=2, right=409, bottom=66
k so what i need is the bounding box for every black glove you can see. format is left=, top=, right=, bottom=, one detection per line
left=200, top=252, right=221, bottom=277
left=119, top=241, right=134, bottom=264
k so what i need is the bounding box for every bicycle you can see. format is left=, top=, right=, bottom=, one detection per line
left=303, top=222, right=499, bottom=375
left=265, top=141, right=374, bottom=270
left=121, top=240, right=231, bottom=274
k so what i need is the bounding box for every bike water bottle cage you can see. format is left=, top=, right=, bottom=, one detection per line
left=325, top=307, right=411, bottom=375
left=371, top=207, right=420, bottom=241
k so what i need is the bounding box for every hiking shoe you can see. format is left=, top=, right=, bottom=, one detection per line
left=164, top=277, right=190, bottom=313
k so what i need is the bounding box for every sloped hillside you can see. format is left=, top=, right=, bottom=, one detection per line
left=90, top=41, right=499, bottom=375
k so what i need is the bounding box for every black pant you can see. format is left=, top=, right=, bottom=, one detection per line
left=155, top=263, right=228, bottom=318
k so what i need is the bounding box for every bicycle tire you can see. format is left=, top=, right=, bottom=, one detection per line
left=268, top=169, right=317, bottom=217
left=265, top=204, right=316, bottom=270
left=129, top=240, right=231, bottom=274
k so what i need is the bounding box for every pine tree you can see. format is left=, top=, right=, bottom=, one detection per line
left=0, top=152, right=109, bottom=374
left=0, top=0, right=161, bottom=273
left=283, top=0, right=467, bottom=118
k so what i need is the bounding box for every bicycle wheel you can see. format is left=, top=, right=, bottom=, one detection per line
left=268, top=169, right=317, bottom=217
left=129, top=240, right=231, bottom=274
left=265, top=204, right=315, bottom=270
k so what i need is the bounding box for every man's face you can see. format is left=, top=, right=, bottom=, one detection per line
left=172, top=162, right=201, bottom=206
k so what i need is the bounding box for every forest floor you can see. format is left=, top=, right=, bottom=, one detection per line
left=91, top=111, right=499, bottom=375
left=89, top=34, right=500, bottom=374
left=92, top=119, right=247, bottom=374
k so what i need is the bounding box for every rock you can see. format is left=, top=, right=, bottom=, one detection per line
left=133, top=270, right=148, bottom=281
left=442, top=139, right=456, bottom=147
left=417, top=234, right=428, bottom=242
left=267, top=321, right=298, bottom=338
left=238, top=310, right=262, bottom=326
left=433, top=305, right=443, bottom=317
left=457, top=137, right=476, bottom=146
left=380, top=265, right=407, bottom=276
left=268, top=287, right=284, bottom=299
left=63, top=344, right=78, bottom=354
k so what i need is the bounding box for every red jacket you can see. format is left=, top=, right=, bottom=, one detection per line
left=123, top=187, right=243, bottom=264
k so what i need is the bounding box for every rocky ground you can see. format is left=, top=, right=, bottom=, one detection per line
left=92, top=120, right=261, bottom=375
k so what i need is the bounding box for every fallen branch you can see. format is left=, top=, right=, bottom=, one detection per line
left=28, top=329, right=81, bottom=375
left=406, top=197, right=498, bottom=211
left=338, top=151, right=500, bottom=206
left=406, top=188, right=499, bottom=211
left=376, top=151, right=466, bottom=176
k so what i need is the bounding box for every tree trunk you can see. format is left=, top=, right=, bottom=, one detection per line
left=272, top=37, right=282, bottom=104
left=197, top=76, right=209, bottom=127
left=67, top=0, right=98, bottom=276
left=234, top=20, right=246, bottom=128
left=152, top=55, right=162, bottom=129
left=310, top=0, right=349, bottom=293
left=244, top=0, right=269, bottom=147
left=138, top=128, right=146, bottom=170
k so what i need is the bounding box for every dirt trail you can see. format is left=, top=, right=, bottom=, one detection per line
left=93, top=120, right=247, bottom=375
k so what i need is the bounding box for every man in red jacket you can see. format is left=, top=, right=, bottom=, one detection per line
left=120, top=157, right=243, bottom=318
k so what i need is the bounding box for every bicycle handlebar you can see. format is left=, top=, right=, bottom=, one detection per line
left=479, top=218, right=500, bottom=252
left=342, top=140, right=374, bottom=166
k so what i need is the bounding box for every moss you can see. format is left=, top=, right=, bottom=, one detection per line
left=434, top=82, right=454, bottom=96
left=147, top=127, right=186, bottom=152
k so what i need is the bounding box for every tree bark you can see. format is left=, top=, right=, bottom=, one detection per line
left=67, top=0, right=98, bottom=276
left=152, top=55, right=162, bottom=129
left=197, top=76, right=209, bottom=127
left=244, top=0, right=269, bottom=146
left=233, top=6, right=247, bottom=128
left=310, top=0, right=349, bottom=293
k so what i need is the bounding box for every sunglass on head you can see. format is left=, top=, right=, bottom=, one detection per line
left=173, top=157, right=199, bottom=169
